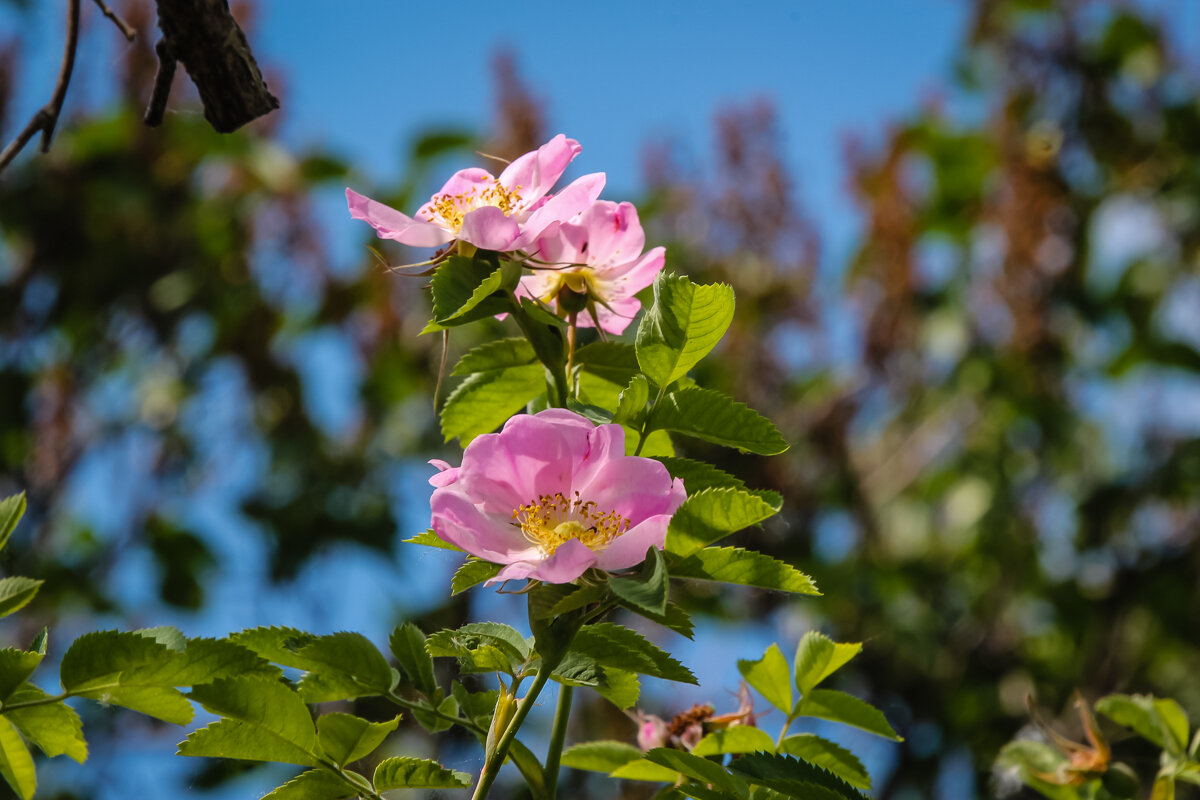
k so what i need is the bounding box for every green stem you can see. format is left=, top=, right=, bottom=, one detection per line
left=324, top=760, right=386, bottom=800
left=0, top=691, right=71, bottom=712
left=775, top=714, right=794, bottom=750
left=543, top=685, right=573, bottom=800
left=565, top=313, right=578, bottom=400
left=385, top=690, right=485, bottom=736
left=471, top=667, right=555, bottom=800
left=633, top=386, right=667, bottom=456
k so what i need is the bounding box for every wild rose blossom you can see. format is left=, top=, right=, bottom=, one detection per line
left=346, top=134, right=604, bottom=253
left=519, top=200, right=665, bottom=334
left=428, top=409, right=686, bottom=585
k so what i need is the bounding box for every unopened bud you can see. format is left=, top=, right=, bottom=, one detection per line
left=486, top=684, right=517, bottom=759
left=556, top=284, right=589, bottom=313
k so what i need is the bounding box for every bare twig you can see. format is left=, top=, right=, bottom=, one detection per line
left=0, top=0, right=81, bottom=172
left=143, top=38, right=176, bottom=127
left=91, top=0, right=137, bottom=41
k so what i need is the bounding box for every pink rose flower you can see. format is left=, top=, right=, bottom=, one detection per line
left=346, top=134, right=604, bottom=253
left=519, top=200, right=665, bottom=334
left=428, top=409, right=686, bottom=585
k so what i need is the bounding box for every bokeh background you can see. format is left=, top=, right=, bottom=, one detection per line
left=1, top=0, right=1199, bottom=797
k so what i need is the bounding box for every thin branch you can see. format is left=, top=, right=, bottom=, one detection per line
left=143, top=38, right=176, bottom=127
left=0, top=0, right=81, bottom=172
left=91, top=0, right=137, bottom=41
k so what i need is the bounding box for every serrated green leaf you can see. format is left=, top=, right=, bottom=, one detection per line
left=296, top=633, right=395, bottom=702
left=738, top=644, right=793, bottom=714
left=613, top=375, right=650, bottom=425
left=625, top=425, right=676, bottom=457
left=260, top=768, right=355, bottom=800
left=552, top=651, right=605, bottom=687
left=136, top=626, right=187, bottom=651
left=451, top=558, right=502, bottom=595
left=780, top=734, right=870, bottom=790
left=0, top=578, right=42, bottom=620
left=189, top=677, right=318, bottom=759
left=611, top=758, right=683, bottom=782
left=440, top=364, right=546, bottom=445
left=692, top=726, right=777, bottom=756
left=426, top=623, right=530, bottom=676
left=452, top=338, right=535, bottom=375
left=571, top=623, right=696, bottom=684
left=0, top=649, right=43, bottom=702
left=635, top=273, right=734, bottom=387
left=409, top=694, right=459, bottom=733
left=609, top=547, right=669, bottom=616
left=373, top=756, right=471, bottom=789
left=670, top=547, right=819, bottom=595
left=795, top=633, right=863, bottom=696
left=178, top=719, right=320, bottom=767
left=645, top=747, right=746, bottom=795
left=0, top=716, right=35, bottom=800
left=229, top=627, right=319, bottom=670
left=81, top=685, right=193, bottom=724
left=656, top=458, right=748, bottom=494
left=316, top=713, right=400, bottom=766
left=994, top=741, right=1077, bottom=800
left=389, top=623, right=437, bottom=696
left=618, top=600, right=695, bottom=639
left=574, top=341, right=640, bottom=385
left=403, top=530, right=463, bottom=551
left=546, top=583, right=608, bottom=617
left=60, top=630, right=169, bottom=691
left=651, top=387, right=787, bottom=455
left=561, top=740, right=644, bottom=773
left=5, top=685, right=87, bottom=763
left=430, top=255, right=513, bottom=325
left=450, top=681, right=498, bottom=726
left=666, top=488, right=782, bottom=557
left=1098, top=694, right=1187, bottom=754
left=0, top=493, right=26, bottom=555
left=124, top=637, right=281, bottom=687
left=796, top=689, right=901, bottom=741
left=595, top=667, right=641, bottom=710
left=729, top=752, right=865, bottom=799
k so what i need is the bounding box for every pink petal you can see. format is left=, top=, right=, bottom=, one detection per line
left=459, top=205, right=521, bottom=251
left=499, top=134, right=582, bottom=202
left=579, top=295, right=642, bottom=335
left=488, top=538, right=597, bottom=585
left=604, top=246, right=666, bottom=287
left=513, top=173, right=607, bottom=250
left=430, top=490, right=528, bottom=562
left=435, top=167, right=496, bottom=197
left=578, top=460, right=685, bottom=523
left=536, top=221, right=589, bottom=267
left=347, top=188, right=454, bottom=247
left=428, top=459, right=459, bottom=488
left=593, top=514, right=672, bottom=571
left=579, top=201, right=646, bottom=268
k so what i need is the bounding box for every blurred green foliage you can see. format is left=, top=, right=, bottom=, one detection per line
left=1, top=0, right=1198, bottom=798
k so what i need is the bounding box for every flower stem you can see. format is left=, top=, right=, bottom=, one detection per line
left=472, top=667, right=554, bottom=800
left=543, top=685, right=574, bottom=800
left=634, top=386, right=667, bottom=456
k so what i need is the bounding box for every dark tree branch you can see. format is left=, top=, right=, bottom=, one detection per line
left=143, top=38, right=177, bottom=126
left=0, top=0, right=81, bottom=172
left=91, top=0, right=137, bottom=42
left=147, top=0, right=279, bottom=133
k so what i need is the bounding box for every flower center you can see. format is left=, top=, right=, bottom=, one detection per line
left=423, top=179, right=524, bottom=232
left=512, top=491, right=631, bottom=555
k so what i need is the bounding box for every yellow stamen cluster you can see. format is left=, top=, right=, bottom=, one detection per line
left=423, top=179, right=523, bottom=230
left=512, top=491, right=631, bottom=555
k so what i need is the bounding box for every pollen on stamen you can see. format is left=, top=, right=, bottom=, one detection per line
left=513, top=491, right=632, bottom=555
left=426, top=179, right=525, bottom=232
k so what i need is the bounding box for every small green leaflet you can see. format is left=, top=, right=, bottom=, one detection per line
left=691, top=726, right=776, bottom=756
left=373, top=757, right=471, bottom=789
left=994, top=741, right=1078, bottom=800
left=403, top=530, right=463, bottom=551
left=656, top=457, right=748, bottom=494
left=1097, top=693, right=1190, bottom=755
left=729, top=752, right=866, bottom=800
left=609, top=547, right=669, bottom=616
left=440, top=340, right=546, bottom=445
left=560, top=740, right=644, bottom=773
left=573, top=341, right=641, bottom=386
left=665, top=487, right=782, bottom=557
left=316, top=713, right=400, bottom=766
left=0, top=648, right=44, bottom=702
left=645, top=748, right=746, bottom=796
left=426, top=623, right=530, bottom=676
left=5, top=684, right=87, bottom=763
left=738, top=643, right=793, bottom=714
left=426, top=255, right=518, bottom=328
left=260, top=769, right=356, bottom=800
left=635, top=272, right=735, bottom=387
left=595, top=668, right=641, bottom=710
left=451, top=557, right=502, bottom=595
left=295, top=632, right=396, bottom=702
left=571, top=623, right=696, bottom=685
left=795, top=689, right=902, bottom=741
left=794, top=632, right=863, bottom=696
left=780, top=734, right=871, bottom=791
left=650, top=387, right=788, bottom=455
left=0, top=716, right=35, bottom=800
left=612, top=374, right=650, bottom=425
left=389, top=623, right=437, bottom=696
left=183, top=677, right=320, bottom=766
left=670, top=547, right=819, bottom=595
left=0, top=578, right=42, bottom=620
left=0, top=493, right=26, bottom=555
